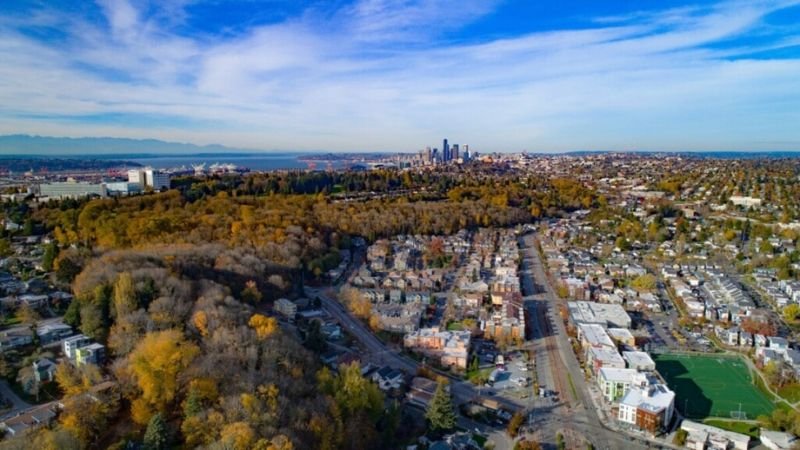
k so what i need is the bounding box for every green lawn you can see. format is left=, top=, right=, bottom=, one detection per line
left=653, top=353, right=775, bottom=420
left=703, top=419, right=760, bottom=438
left=0, top=316, right=22, bottom=328
left=447, top=321, right=464, bottom=331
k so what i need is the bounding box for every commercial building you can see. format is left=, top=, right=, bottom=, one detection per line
left=618, top=384, right=675, bottom=434
left=105, top=181, right=142, bottom=196
left=597, top=367, right=652, bottom=402
left=146, top=169, right=171, bottom=190
left=128, top=168, right=171, bottom=190
left=568, top=301, right=631, bottom=328
left=38, top=181, right=107, bottom=199
left=607, top=328, right=636, bottom=348
left=680, top=420, right=749, bottom=450
left=587, top=346, right=626, bottom=375
left=577, top=323, right=616, bottom=350
left=728, top=196, right=762, bottom=208
left=760, top=428, right=797, bottom=450
left=623, top=351, right=656, bottom=371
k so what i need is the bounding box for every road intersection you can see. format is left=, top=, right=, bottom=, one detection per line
left=309, top=232, right=653, bottom=449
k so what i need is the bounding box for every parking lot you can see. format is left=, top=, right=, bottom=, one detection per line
left=486, top=350, right=533, bottom=396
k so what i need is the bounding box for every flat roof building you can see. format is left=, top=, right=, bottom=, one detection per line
left=38, top=181, right=106, bottom=200
left=618, top=384, right=675, bottom=434
left=623, top=351, right=656, bottom=372
left=577, top=323, right=616, bottom=350
left=568, top=301, right=631, bottom=328
left=681, top=420, right=749, bottom=450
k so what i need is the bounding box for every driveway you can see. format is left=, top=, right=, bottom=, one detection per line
left=0, top=379, right=32, bottom=420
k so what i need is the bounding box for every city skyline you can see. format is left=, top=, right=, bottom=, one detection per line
left=1, top=0, right=800, bottom=153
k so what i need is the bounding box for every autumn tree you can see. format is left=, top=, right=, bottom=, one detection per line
left=515, top=440, right=543, bottom=450
left=741, top=317, right=777, bottom=336
left=340, top=287, right=372, bottom=320
left=507, top=411, right=525, bottom=438
left=3, top=427, right=82, bottom=450
left=54, top=361, right=102, bottom=396
left=783, top=304, right=800, bottom=323
left=17, top=303, right=40, bottom=325
left=315, top=363, right=385, bottom=448
left=319, top=362, right=383, bottom=418
left=113, top=272, right=137, bottom=317
left=126, top=329, right=199, bottom=424
left=192, top=310, right=209, bottom=337
left=60, top=391, right=119, bottom=448
left=218, top=422, right=255, bottom=450
left=241, top=280, right=262, bottom=304
left=249, top=314, right=278, bottom=340
left=630, top=274, right=657, bottom=293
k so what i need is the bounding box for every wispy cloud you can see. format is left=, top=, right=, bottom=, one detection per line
left=0, top=0, right=799, bottom=151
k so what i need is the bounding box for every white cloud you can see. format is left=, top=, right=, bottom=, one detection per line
left=0, top=0, right=799, bottom=151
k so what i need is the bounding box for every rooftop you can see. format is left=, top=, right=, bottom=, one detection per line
left=620, top=383, right=674, bottom=413
left=681, top=420, right=750, bottom=446
left=598, top=367, right=640, bottom=383
left=578, top=323, right=615, bottom=348
left=622, top=351, right=655, bottom=369
left=568, top=301, right=631, bottom=328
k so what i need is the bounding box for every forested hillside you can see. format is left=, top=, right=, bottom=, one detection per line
left=1, top=169, right=596, bottom=449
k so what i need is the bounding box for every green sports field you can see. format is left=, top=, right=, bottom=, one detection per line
left=653, top=353, right=775, bottom=420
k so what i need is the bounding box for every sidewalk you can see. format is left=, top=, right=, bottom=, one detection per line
left=582, top=369, right=684, bottom=450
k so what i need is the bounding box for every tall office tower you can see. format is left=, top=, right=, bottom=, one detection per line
left=432, top=148, right=439, bottom=162
left=463, top=145, right=470, bottom=161
left=442, top=138, right=449, bottom=162
left=452, top=144, right=460, bottom=161
left=426, top=146, right=432, bottom=163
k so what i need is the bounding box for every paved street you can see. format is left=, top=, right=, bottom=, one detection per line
left=309, top=286, right=518, bottom=447
left=308, top=233, right=663, bottom=449
left=0, top=380, right=32, bottom=421
left=519, top=234, right=650, bottom=450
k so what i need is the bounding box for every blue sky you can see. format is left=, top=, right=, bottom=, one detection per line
left=1, top=0, right=799, bottom=152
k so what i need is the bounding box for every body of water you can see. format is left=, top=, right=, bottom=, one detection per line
left=131, top=153, right=325, bottom=171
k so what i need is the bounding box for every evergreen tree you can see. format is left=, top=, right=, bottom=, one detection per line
left=469, top=355, right=479, bottom=374
left=63, top=299, right=81, bottom=328
left=305, top=319, right=328, bottom=353
left=425, top=380, right=457, bottom=432
left=183, top=388, right=202, bottom=418
left=42, top=242, right=57, bottom=272
left=143, top=413, right=168, bottom=450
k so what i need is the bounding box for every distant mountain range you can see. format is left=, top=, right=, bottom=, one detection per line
left=1, top=134, right=798, bottom=159
left=0, top=134, right=261, bottom=157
